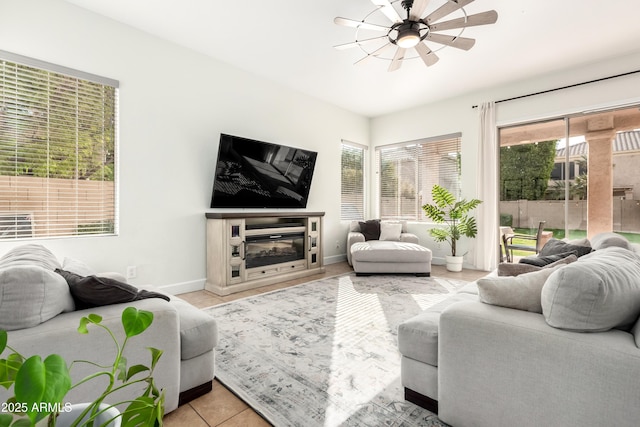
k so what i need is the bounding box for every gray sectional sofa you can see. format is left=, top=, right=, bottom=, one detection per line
left=399, top=233, right=640, bottom=427
left=0, top=244, right=217, bottom=414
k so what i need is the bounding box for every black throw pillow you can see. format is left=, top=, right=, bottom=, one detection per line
left=539, top=238, right=593, bottom=258
left=55, top=269, right=170, bottom=310
left=358, top=219, right=381, bottom=241
left=518, top=251, right=578, bottom=267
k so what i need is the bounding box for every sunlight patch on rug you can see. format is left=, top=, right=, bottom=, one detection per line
left=204, top=273, right=468, bottom=427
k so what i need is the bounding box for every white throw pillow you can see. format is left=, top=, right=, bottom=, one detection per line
left=379, top=222, right=403, bottom=241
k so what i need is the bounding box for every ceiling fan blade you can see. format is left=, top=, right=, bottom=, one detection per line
left=334, top=35, right=388, bottom=50
left=388, top=47, right=406, bottom=72
left=334, top=17, right=390, bottom=32
left=429, top=10, right=498, bottom=32
left=424, top=0, right=474, bottom=24
left=409, top=0, right=431, bottom=20
left=415, top=42, right=439, bottom=67
left=425, top=33, right=475, bottom=50
left=371, top=0, right=402, bottom=23
left=355, top=43, right=394, bottom=65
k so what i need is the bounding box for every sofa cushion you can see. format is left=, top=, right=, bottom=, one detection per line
left=478, top=265, right=564, bottom=313
left=358, top=219, right=381, bottom=241
left=351, top=241, right=431, bottom=263
left=590, top=232, right=631, bottom=251
left=398, top=292, right=477, bottom=366
left=56, top=269, right=170, bottom=310
left=539, top=238, right=593, bottom=258
left=632, top=317, right=640, bottom=349
left=379, top=222, right=402, bottom=241
left=498, top=254, right=577, bottom=276
left=0, top=265, right=75, bottom=330
left=541, top=247, right=640, bottom=332
left=0, top=244, right=61, bottom=271
left=171, top=298, right=219, bottom=360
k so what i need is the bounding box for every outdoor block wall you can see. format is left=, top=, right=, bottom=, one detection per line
left=0, top=176, right=115, bottom=237
left=500, top=199, right=640, bottom=233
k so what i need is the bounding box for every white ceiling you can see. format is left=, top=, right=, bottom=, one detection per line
left=63, top=0, right=640, bottom=117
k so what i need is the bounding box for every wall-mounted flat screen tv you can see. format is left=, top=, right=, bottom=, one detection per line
left=210, top=133, right=318, bottom=208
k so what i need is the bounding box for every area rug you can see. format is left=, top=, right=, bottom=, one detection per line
left=203, top=273, right=469, bottom=427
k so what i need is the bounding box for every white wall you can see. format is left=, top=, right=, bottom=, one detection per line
left=0, top=0, right=369, bottom=291
left=371, top=50, right=640, bottom=268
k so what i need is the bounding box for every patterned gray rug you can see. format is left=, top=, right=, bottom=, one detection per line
left=204, top=273, right=468, bottom=427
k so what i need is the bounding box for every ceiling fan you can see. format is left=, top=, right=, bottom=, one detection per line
left=334, top=0, right=498, bottom=71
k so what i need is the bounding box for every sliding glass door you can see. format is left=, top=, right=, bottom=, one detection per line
left=498, top=105, right=640, bottom=259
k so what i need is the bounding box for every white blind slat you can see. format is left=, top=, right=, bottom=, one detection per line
left=341, top=142, right=366, bottom=220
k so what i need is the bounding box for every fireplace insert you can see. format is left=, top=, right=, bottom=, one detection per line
left=245, top=232, right=305, bottom=269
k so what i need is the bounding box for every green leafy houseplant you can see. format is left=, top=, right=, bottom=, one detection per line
left=422, top=184, right=482, bottom=257
left=0, top=307, right=164, bottom=427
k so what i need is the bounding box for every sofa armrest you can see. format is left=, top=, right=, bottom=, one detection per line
left=438, top=300, right=640, bottom=427
left=400, top=233, right=419, bottom=244
left=1, top=298, right=181, bottom=412
left=347, top=231, right=365, bottom=265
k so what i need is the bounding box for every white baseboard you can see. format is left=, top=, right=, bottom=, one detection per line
left=158, top=279, right=205, bottom=296
left=324, top=254, right=347, bottom=265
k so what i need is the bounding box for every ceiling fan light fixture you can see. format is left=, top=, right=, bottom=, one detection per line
left=396, top=24, right=420, bottom=48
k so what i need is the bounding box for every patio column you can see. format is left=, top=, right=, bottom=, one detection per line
left=585, top=116, right=615, bottom=238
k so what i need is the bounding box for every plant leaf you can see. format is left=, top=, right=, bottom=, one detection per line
left=8, top=418, right=31, bottom=427
left=117, top=356, right=128, bottom=382
left=126, top=364, right=149, bottom=381
left=147, top=348, right=163, bottom=371
left=40, top=354, right=71, bottom=409
left=122, top=308, right=154, bottom=338
left=120, top=396, right=160, bottom=427
left=0, top=414, right=12, bottom=427
left=0, top=353, right=23, bottom=390
left=0, top=331, right=7, bottom=354
left=14, top=356, right=45, bottom=423
left=79, top=313, right=104, bottom=334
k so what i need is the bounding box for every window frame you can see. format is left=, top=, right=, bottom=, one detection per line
left=0, top=50, right=119, bottom=240
left=375, top=133, right=461, bottom=221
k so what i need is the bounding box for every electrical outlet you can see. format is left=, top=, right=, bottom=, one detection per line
left=336, top=240, right=340, bottom=249
left=126, top=265, right=137, bottom=279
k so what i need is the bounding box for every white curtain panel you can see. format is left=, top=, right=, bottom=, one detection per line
left=473, top=102, right=499, bottom=271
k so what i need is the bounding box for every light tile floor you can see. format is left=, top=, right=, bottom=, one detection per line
left=163, top=262, right=487, bottom=427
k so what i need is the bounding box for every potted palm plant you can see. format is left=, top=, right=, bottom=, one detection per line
left=422, top=184, right=482, bottom=272
left=0, top=307, right=165, bottom=427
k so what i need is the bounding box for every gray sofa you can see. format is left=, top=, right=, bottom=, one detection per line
left=0, top=244, right=217, bottom=414
left=347, top=220, right=432, bottom=275
left=398, top=233, right=640, bottom=427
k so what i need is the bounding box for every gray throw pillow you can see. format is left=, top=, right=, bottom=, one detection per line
left=0, top=265, right=75, bottom=330
left=478, top=265, right=564, bottom=313
left=358, top=219, right=381, bottom=241
left=519, top=251, right=578, bottom=267
left=56, top=269, right=170, bottom=310
left=539, top=238, right=593, bottom=258
left=498, top=254, right=577, bottom=276
left=541, top=247, right=640, bottom=332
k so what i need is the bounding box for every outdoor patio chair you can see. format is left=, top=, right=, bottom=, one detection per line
left=502, top=221, right=546, bottom=263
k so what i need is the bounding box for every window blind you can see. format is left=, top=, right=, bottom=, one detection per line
left=376, top=133, right=461, bottom=221
left=0, top=52, right=118, bottom=239
left=341, top=142, right=366, bottom=220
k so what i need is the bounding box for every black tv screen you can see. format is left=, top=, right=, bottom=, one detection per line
left=210, top=134, right=318, bottom=208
